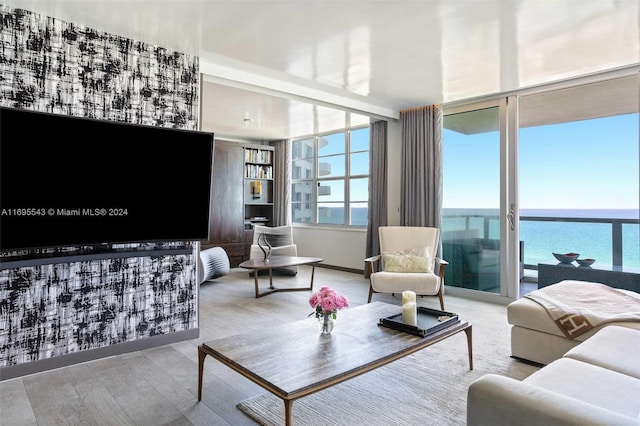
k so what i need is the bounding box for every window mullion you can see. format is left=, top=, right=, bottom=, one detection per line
left=345, top=130, right=351, bottom=225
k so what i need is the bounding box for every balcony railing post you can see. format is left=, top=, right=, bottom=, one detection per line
left=612, top=221, right=623, bottom=266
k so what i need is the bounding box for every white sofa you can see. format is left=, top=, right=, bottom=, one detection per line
left=507, top=280, right=640, bottom=365
left=467, top=325, right=640, bottom=426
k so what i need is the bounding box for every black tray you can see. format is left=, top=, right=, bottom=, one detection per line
left=378, top=306, right=460, bottom=337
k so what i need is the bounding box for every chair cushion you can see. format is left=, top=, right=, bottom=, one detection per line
left=383, top=247, right=432, bottom=273
left=371, top=270, right=440, bottom=295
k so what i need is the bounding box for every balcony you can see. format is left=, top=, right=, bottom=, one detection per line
left=442, top=210, right=640, bottom=295
left=519, top=214, right=639, bottom=269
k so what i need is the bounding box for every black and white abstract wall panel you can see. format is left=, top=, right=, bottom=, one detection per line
left=0, top=255, right=197, bottom=368
left=0, top=5, right=199, bottom=129
left=0, top=5, right=201, bottom=371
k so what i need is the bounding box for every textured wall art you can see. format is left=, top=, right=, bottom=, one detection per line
left=0, top=255, right=197, bottom=368
left=0, top=5, right=201, bottom=369
left=0, top=5, right=199, bottom=129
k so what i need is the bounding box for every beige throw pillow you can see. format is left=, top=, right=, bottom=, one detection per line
left=383, top=247, right=432, bottom=273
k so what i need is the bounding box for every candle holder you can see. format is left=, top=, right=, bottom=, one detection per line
left=379, top=307, right=460, bottom=337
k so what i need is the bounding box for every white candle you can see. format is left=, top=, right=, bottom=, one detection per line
left=402, top=302, right=418, bottom=326
left=402, top=290, right=416, bottom=306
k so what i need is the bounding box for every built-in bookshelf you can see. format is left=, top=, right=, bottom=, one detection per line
left=244, top=146, right=274, bottom=229
left=201, top=141, right=276, bottom=267
left=244, top=148, right=273, bottom=178
left=243, top=145, right=275, bottom=262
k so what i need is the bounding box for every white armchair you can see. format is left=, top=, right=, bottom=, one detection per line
left=364, top=226, right=448, bottom=310
left=249, top=225, right=298, bottom=275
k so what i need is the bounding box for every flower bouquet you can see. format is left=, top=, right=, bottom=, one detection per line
left=308, top=286, right=350, bottom=319
left=309, top=286, right=349, bottom=334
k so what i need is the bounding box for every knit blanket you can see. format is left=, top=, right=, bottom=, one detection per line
left=524, top=280, right=640, bottom=339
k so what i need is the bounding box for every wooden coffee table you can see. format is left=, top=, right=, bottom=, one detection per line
left=239, top=255, right=324, bottom=298
left=197, top=301, right=472, bottom=426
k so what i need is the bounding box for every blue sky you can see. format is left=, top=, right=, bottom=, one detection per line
left=443, top=113, right=639, bottom=212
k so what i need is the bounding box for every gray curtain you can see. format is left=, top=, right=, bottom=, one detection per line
left=364, top=120, right=388, bottom=277
left=400, top=105, right=443, bottom=229
left=272, top=139, right=291, bottom=226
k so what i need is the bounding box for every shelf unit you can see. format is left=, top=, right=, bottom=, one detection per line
left=201, top=141, right=275, bottom=267
left=243, top=146, right=274, bottom=230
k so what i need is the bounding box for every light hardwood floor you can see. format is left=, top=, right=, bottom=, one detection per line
left=1, top=266, right=519, bottom=425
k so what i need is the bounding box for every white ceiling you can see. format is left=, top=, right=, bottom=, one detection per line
left=3, top=0, right=640, bottom=141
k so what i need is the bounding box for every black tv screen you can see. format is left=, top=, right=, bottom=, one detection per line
left=0, top=107, right=215, bottom=251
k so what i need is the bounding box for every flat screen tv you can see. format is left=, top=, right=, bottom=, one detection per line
left=0, top=107, right=215, bottom=252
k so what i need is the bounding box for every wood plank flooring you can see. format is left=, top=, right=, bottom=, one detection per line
left=0, top=266, right=517, bottom=425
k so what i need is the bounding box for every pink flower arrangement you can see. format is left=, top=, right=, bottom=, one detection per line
left=309, top=286, right=350, bottom=319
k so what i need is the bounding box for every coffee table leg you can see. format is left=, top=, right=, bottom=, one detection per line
left=198, top=346, right=207, bottom=401
left=464, top=325, right=473, bottom=370
left=253, top=270, right=260, bottom=298
left=284, top=399, right=293, bottom=426
left=309, top=264, right=316, bottom=290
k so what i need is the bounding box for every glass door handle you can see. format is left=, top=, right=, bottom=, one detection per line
left=507, top=204, right=515, bottom=231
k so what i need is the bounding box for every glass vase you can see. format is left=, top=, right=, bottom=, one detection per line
left=319, top=314, right=334, bottom=335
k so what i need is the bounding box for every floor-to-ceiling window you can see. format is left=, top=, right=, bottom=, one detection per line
left=518, top=75, right=640, bottom=281
left=291, top=114, right=370, bottom=227
left=443, top=71, right=639, bottom=301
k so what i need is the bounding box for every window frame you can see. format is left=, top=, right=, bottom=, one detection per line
left=291, top=123, right=370, bottom=227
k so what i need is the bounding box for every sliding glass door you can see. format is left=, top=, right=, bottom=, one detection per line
left=442, top=101, right=514, bottom=296
left=443, top=72, right=639, bottom=301
left=518, top=76, right=640, bottom=293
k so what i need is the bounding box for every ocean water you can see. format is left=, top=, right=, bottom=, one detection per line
left=316, top=207, right=368, bottom=225
left=310, top=207, right=640, bottom=268
left=443, top=208, right=640, bottom=268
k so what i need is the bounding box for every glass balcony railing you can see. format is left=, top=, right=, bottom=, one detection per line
left=520, top=215, right=639, bottom=269
left=442, top=211, right=640, bottom=275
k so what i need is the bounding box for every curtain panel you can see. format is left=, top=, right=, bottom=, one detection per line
left=272, top=139, right=292, bottom=226
left=365, top=120, right=388, bottom=277
left=400, top=105, right=443, bottom=229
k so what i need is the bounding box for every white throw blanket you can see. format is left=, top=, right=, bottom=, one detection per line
left=524, top=280, right=640, bottom=339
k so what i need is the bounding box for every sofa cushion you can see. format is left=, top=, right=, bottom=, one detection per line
left=508, top=295, right=640, bottom=339
left=467, top=373, right=640, bottom=426
left=524, top=358, right=640, bottom=420
left=510, top=325, right=581, bottom=366
left=563, top=325, right=640, bottom=379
